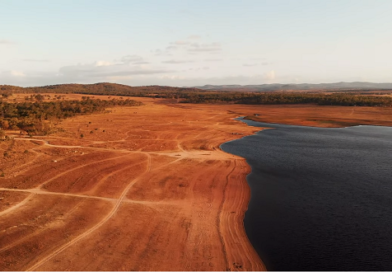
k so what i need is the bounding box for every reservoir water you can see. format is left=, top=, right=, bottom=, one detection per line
left=221, top=118, right=392, bottom=271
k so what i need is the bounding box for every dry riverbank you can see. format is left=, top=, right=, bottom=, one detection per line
left=0, top=97, right=264, bottom=271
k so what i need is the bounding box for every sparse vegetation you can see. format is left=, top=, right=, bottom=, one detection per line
left=2, top=83, right=391, bottom=107
left=180, top=92, right=392, bottom=107
left=0, top=97, right=143, bottom=135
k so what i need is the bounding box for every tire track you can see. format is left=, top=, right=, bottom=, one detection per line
left=0, top=194, right=34, bottom=217
left=224, top=160, right=254, bottom=270
left=9, top=150, right=44, bottom=177
left=37, top=153, right=131, bottom=189
left=0, top=188, right=117, bottom=203
left=0, top=201, right=84, bottom=253
left=87, top=160, right=147, bottom=196
left=216, top=159, right=236, bottom=269
left=26, top=153, right=152, bottom=271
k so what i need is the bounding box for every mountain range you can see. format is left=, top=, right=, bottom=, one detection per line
left=194, top=82, right=392, bottom=92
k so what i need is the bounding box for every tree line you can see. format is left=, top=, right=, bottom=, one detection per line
left=1, top=83, right=391, bottom=107
left=179, top=92, right=392, bottom=106
left=0, top=83, right=203, bottom=97
left=0, top=97, right=142, bottom=135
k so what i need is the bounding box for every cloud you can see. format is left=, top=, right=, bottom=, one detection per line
left=162, top=60, right=194, bottom=64
left=188, top=35, right=201, bottom=40
left=264, top=70, right=276, bottom=81
left=205, top=58, right=223, bottom=62
left=170, top=40, right=190, bottom=46
left=132, top=61, right=150, bottom=65
left=166, top=46, right=178, bottom=51
left=0, top=39, right=15, bottom=45
left=153, top=37, right=222, bottom=58
left=151, top=49, right=172, bottom=56
left=242, top=61, right=270, bottom=67
left=3, top=70, right=26, bottom=77
left=95, top=61, right=113, bottom=67
left=88, top=70, right=170, bottom=78
left=114, top=55, right=149, bottom=65
left=187, top=67, right=210, bottom=71
left=158, top=75, right=186, bottom=80
left=120, top=55, right=144, bottom=64
left=188, top=42, right=222, bottom=53
left=23, top=59, right=50, bottom=63
left=59, top=61, right=171, bottom=78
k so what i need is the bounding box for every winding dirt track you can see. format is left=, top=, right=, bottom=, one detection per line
left=25, top=153, right=152, bottom=271
left=0, top=97, right=265, bottom=271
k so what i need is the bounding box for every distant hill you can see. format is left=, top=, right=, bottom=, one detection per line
left=2, top=82, right=392, bottom=107
left=195, top=82, right=392, bottom=92
left=0, top=82, right=202, bottom=95
left=2, top=82, right=392, bottom=97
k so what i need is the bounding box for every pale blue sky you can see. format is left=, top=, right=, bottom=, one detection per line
left=1, top=0, right=392, bottom=86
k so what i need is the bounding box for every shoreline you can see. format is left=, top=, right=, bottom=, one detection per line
left=222, top=116, right=392, bottom=270
left=218, top=117, right=267, bottom=270
left=219, top=116, right=392, bottom=271
left=244, top=116, right=392, bottom=129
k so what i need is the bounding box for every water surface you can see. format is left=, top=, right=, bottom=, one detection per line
left=221, top=119, right=392, bottom=270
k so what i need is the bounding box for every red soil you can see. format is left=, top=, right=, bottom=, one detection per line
left=1, top=96, right=390, bottom=270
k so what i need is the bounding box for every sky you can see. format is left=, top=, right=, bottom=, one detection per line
left=1, top=0, right=392, bottom=87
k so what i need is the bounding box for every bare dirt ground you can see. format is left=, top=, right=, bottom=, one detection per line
left=230, top=104, right=392, bottom=127
left=0, top=97, right=264, bottom=271
left=1, top=96, right=390, bottom=271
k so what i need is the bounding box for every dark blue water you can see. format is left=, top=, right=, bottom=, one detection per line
left=221, top=119, right=392, bottom=271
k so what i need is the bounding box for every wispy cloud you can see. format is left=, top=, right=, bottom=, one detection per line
left=132, top=61, right=150, bottom=65
left=95, top=61, right=113, bottom=67
left=166, top=45, right=178, bottom=51
left=153, top=37, right=222, bottom=58
left=59, top=61, right=171, bottom=78
left=188, top=42, right=222, bottom=53
left=243, top=62, right=270, bottom=67
left=170, top=40, right=190, bottom=46
left=114, top=55, right=150, bottom=65
left=162, top=60, right=194, bottom=64
left=88, top=70, right=170, bottom=78
left=121, top=55, right=145, bottom=64
left=264, top=70, right=276, bottom=81
left=187, top=67, right=210, bottom=71
left=0, top=39, right=15, bottom=45
left=2, top=70, right=26, bottom=77
left=188, top=35, right=201, bottom=40
left=151, top=49, right=172, bottom=57
left=23, top=59, right=50, bottom=63
left=205, top=58, right=223, bottom=62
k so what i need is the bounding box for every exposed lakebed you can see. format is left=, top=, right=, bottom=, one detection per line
left=221, top=118, right=392, bottom=270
